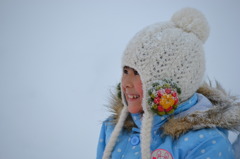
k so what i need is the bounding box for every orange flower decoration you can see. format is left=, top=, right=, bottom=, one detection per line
left=160, top=94, right=175, bottom=109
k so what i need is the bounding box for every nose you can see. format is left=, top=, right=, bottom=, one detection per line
left=122, top=75, right=133, bottom=89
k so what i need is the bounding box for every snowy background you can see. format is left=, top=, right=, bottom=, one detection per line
left=0, top=0, right=240, bottom=159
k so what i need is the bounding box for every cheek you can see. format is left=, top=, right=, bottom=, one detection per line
left=135, top=82, right=143, bottom=97
left=121, top=77, right=126, bottom=91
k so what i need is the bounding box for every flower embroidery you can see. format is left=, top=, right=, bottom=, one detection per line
left=151, top=149, right=173, bottom=159
left=148, top=79, right=181, bottom=116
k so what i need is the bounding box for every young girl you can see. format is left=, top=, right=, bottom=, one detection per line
left=97, top=8, right=240, bottom=159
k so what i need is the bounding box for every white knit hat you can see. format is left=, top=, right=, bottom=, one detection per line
left=103, top=8, right=209, bottom=159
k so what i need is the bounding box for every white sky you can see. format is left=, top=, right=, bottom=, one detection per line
left=0, top=0, right=240, bottom=159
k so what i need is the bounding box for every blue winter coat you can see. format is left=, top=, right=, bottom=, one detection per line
left=97, top=93, right=236, bottom=159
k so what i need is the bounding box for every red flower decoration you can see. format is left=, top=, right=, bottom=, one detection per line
left=157, top=106, right=164, bottom=112
left=154, top=97, right=160, bottom=104
left=157, top=91, right=162, bottom=97
left=165, top=88, right=172, bottom=94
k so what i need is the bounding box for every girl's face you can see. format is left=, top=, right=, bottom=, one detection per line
left=121, top=66, right=143, bottom=114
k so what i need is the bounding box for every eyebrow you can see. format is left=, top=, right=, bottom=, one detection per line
left=123, top=66, right=130, bottom=69
left=123, top=66, right=138, bottom=73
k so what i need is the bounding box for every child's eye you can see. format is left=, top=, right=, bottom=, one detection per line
left=123, top=69, right=128, bottom=74
left=134, top=70, right=139, bottom=75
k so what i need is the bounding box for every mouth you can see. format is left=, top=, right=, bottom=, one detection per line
left=126, top=94, right=140, bottom=101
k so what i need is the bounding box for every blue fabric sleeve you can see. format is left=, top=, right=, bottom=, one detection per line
left=96, top=122, right=106, bottom=159
left=185, top=135, right=234, bottom=159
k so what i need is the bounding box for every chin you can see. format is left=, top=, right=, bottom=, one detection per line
left=128, top=106, right=143, bottom=114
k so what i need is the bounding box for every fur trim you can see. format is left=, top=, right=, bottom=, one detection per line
left=163, top=82, right=240, bottom=138
left=107, top=82, right=240, bottom=138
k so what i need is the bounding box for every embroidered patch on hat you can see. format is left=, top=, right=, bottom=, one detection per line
left=148, top=79, right=181, bottom=116
left=151, top=149, right=173, bottom=159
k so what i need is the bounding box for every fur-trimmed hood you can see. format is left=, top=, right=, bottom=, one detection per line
left=107, top=82, right=240, bottom=138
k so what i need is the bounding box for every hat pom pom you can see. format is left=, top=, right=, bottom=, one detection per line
left=171, top=8, right=210, bottom=43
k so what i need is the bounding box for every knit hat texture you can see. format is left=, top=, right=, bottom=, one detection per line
left=103, top=8, right=210, bottom=159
